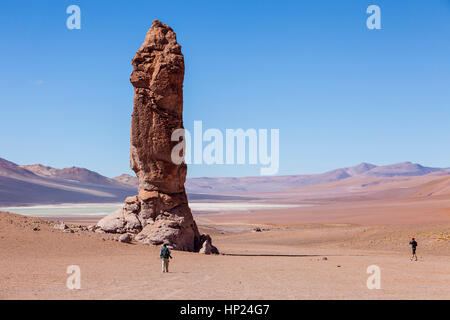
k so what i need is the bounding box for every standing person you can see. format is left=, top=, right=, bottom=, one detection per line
left=409, top=238, right=418, bottom=261
left=160, top=243, right=173, bottom=273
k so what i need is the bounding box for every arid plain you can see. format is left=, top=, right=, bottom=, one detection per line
left=1, top=171, right=449, bottom=300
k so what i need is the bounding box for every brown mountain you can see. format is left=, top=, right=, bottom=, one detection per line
left=112, top=162, right=447, bottom=195
left=21, top=164, right=119, bottom=186
left=360, top=162, right=440, bottom=177
left=113, top=174, right=139, bottom=188
left=0, top=157, right=448, bottom=206
left=182, top=162, right=444, bottom=194
left=0, top=158, right=39, bottom=179
left=0, top=158, right=137, bottom=206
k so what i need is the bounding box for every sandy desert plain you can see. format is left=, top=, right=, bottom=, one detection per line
left=1, top=172, right=450, bottom=300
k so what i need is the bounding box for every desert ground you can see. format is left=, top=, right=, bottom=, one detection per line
left=1, top=210, right=449, bottom=299
left=1, top=174, right=450, bottom=299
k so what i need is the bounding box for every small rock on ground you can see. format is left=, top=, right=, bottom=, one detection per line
left=119, top=233, right=133, bottom=243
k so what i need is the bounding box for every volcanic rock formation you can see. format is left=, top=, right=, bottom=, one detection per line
left=96, top=20, right=206, bottom=252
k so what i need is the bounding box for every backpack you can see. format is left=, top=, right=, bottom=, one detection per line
left=161, top=247, right=170, bottom=259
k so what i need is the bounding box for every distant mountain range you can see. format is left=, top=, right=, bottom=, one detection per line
left=184, top=162, right=448, bottom=194
left=0, top=158, right=136, bottom=206
left=0, top=156, right=448, bottom=206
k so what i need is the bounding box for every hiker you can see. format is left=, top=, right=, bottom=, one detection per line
left=160, top=243, right=173, bottom=273
left=409, top=238, right=418, bottom=261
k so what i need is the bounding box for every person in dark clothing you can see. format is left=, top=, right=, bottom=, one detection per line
left=409, top=238, right=418, bottom=261
left=160, top=244, right=173, bottom=273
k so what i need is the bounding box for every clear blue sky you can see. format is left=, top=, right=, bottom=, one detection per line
left=1, top=0, right=449, bottom=178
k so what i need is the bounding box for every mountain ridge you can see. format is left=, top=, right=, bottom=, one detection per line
left=0, top=157, right=448, bottom=205
left=114, top=161, right=446, bottom=194
left=0, top=158, right=136, bottom=206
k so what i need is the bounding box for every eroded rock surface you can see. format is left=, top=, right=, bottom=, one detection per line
left=96, top=20, right=207, bottom=252
left=199, top=234, right=219, bottom=255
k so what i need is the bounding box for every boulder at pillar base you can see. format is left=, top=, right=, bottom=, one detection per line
left=199, top=234, right=219, bottom=255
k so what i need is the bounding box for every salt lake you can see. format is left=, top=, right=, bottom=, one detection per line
left=0, top=202, right=307, bottom=217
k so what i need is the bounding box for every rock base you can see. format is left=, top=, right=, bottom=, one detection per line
left=96, top=195, right=208, bottom=252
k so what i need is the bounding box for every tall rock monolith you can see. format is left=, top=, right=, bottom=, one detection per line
left=96, top=20, right=205, bottom=252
